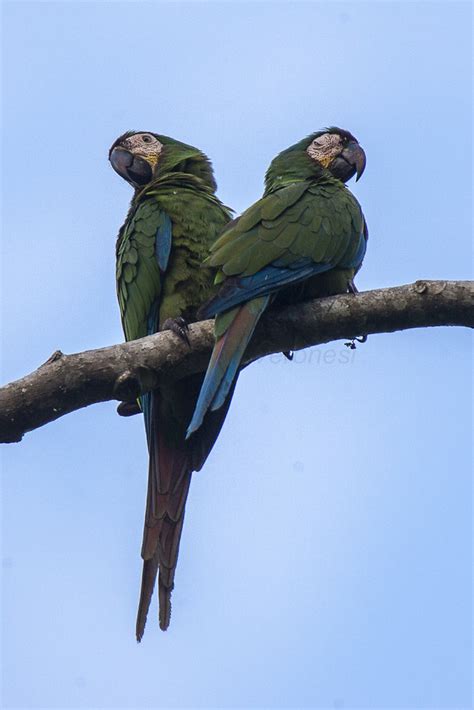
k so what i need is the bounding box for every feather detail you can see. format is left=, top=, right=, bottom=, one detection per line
left=187, top=296, right=270, bottom=438
left=199, top=260, right=333, bottom=320
left=136, top=391, right=191, bottom=640
left=155, top=211, right=172, bottom=272
left=113, top=136, right=234, bottom=638
left=136, top=382, right=235, bottom=640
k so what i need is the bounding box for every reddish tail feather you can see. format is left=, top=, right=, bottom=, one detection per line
left=136, top=381, right=234, bottom=641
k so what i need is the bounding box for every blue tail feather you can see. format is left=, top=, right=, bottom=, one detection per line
left=186, top=295, right=270, bottom=438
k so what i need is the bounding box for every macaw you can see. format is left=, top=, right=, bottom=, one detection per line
left=109, top=131, right=232, bottom=639
left=186, top=127, right=367, bottom=437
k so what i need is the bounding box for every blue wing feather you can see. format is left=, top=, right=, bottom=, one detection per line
left=199, top=259, right=334, bottom=319
left=339, top=230, right=367, bottom=269
left=141, top=230, right=169, bottom=445
left=155, top=212, right=173, bottom=272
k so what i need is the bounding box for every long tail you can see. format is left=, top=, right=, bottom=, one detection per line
left=136, top=381, right=234, bottom=641
left=136, top=414, right=190, bottom=640
left=186, top=295, right=270, bottom=438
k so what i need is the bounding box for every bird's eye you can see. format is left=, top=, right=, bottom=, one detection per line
left=142, top=135, right=152, bottom=143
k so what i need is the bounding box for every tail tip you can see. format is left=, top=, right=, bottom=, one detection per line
left=159, top=602, right=171, bottom=631
left=185, top=417, right=200, bottom=440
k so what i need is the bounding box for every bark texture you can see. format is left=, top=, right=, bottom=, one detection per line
left=1, top=280, right=472, bottom=444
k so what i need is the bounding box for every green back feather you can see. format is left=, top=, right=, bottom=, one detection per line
left=116, top=144, right=232, bottom=343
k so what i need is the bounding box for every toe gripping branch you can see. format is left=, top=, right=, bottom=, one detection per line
left=345, top=279, right=368, bottom=349
left=114, top=367, right=159, bottom=417
left=116, top=318, right=191, bottom=417
left=162, top=317, right=191, bottom=347
left=344, top=334, right=368, bottom=350
left=117, top=401, right=141, bottom=416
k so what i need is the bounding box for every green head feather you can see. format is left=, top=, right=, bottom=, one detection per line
left=150, top=134, right=217, bottom=190
left=264, top=127, right=359, bottom=194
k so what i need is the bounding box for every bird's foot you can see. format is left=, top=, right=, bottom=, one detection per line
left=117, top=401, right=141, bottom=417
left=162, top=317, right=190, bottom=346
left=345, top=280, right=367, bottom=347
left=344, top=334, right=368, bottom=350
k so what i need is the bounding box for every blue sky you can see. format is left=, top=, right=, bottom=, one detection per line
left=1, top=1, right=472, bottom=708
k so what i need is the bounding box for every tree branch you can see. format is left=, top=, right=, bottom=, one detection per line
left=1, top=280, right=472, bottom=444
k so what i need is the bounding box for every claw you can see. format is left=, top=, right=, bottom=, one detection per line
left=345, top=282, right=366, bottom=348
left=344, top=334, right=368, bottom=350
left=162, top=317, right=190, bottom=347
left=117, top=401, right=141, bottom=417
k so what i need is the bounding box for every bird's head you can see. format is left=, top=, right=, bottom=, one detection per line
left=109, top=131, right=217, bottom=191
left=109, top=132, right=162, bottom=187
left=265, top=127, right=366, bottom=193
left=305, top=127, right=366, bottom=182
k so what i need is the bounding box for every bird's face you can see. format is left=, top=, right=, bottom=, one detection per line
left=109, top=132, right=163, bottom=187
left=306, top=129, right=366, bottom=182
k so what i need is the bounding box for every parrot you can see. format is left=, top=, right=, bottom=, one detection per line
left=186, top=127, right=367, bottom=438
left=109, top=131, right=233, bottom=640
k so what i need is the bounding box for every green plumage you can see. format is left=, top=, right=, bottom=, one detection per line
left=111, top=132, right=232, bottom=638
left=187, top=128, right=367, bottom=438
left=117, top=173, right=231, bottom=342
left=206, top=175, right=364, bottom=291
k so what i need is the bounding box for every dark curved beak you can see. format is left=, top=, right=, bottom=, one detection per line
left=109, top=147, right=153, bottom=185
left=109, top=147, right=133, bottom=179
left=342, top=141, right=366, bottom=181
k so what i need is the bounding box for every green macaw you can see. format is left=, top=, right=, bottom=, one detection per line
left=109, top=131, right=232, bottom=640
left=187, top=127, right=367, bottom=437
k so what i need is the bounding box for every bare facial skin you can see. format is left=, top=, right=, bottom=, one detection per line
left=306, top=133, right=344, bottom=168
left=120, top=132, right=164, bottom=166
